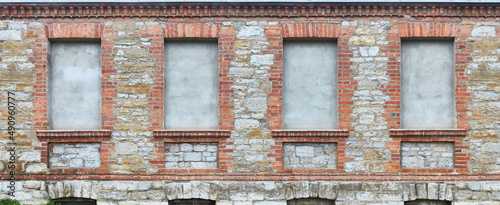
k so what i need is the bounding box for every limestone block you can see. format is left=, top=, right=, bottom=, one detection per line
left=471, top=26, right=496, bottom=37
left=237, top=26, right=264, bottom=38
left=0, top=30, right=22, bottom=41
left=250, top=54, right=274, bottom=66
left=25, top=163, right=47, bottom=173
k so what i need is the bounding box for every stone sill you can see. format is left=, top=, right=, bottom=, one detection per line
left=153, top=130, right=231, bottom=138
left=36, top=130, right=112, bottom=138
left=272, top=130, right=349, bottom=138
left=389, top=129, right=466, bottom=137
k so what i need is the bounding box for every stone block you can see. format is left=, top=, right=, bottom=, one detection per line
left=183, top=152, right=203, bottom=162
left=117, top=85, right=151, bottom=94
left=471, top=26, right=496, bottom=37
left=0, top=30, right=22, bottom=41
left=25, top=163, right=47, bottom=173
left=115, top=142, right=138, bottom=155
left=250, top=54, right=274, bottom=66
left=237, top=26, right=264, bottom=38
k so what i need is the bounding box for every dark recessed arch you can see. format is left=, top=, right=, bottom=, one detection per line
left=169, top=199, right=216, bottom=205
left=405, top=200, right=451, bottom=205
left=53, top=198, right=96, bottom=205
left=287, top=198, right=335, bottom=205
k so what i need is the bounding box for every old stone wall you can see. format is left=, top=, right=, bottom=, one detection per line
left=0, top=2, right=499, bottom=205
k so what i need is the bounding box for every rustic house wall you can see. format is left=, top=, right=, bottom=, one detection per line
left=0, top=2, right=499, bottom=205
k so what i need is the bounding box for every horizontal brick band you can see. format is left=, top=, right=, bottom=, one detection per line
left=1, top=3, right=499, bottom=18
left=272, top=130, right=349, bottom=138
left=153, top=130, right=231, bottom=138
left=389, top=129, right=466, bottom=137
left=36, top=130, right=112, bottom=138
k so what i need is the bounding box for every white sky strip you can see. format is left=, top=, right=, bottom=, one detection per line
left=1, top=0, right=497, bottom=3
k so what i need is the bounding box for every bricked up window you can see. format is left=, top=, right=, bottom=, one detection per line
left=283, top=40, right=338, bottom=129
left=164, top=40, right=218, bottom=129
left=401, top=40, right=454, bottom=128
left=49, top=41, right=101, bottom=130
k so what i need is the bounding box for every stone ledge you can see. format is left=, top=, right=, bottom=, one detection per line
left=272, top=130, right=349, bottom=138
left=389, top=129, right=466, bottom=137
left=153, top=130, right=231, bottom=138
left=36, top=130, right=112, bottom=138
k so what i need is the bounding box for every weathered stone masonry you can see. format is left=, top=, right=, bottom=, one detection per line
left=0, top=2, right=500, bottom=205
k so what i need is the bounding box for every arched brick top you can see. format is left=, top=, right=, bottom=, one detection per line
left=163, top=23, right=220, bottom=38
left=280, top=23, right=341, bottom=38
left=165, top=182, right=219, bottom=201
left=402, top=183, right=454, bottom=202
left=399, top=22, right=457, bottom=37
left=284, top=182, right=338, bottom=200
left=45, top=23, right=104, bottom=38
left=46, top=181, right=100, bottom=200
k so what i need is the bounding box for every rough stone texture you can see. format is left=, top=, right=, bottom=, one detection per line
left=164, top=41, right=218, bottom=129
left=49, top=41, right=102, bottom=130
left=165, top=143, right=218, bottom=169
left=283, top=41, right=337, bottom=129
left=283, top=143, right=337, bottom=169
left=466, top=21, right=500, bottom=174
left=401, top=41, right=455, bottom=128
left=401, top=142, right=454, bottom=169
left=228, top=21, right=275, bottom=173
left=0, top=20, right=39, bottom=176
left=106, top=21, right=159, bottom=173
left=49, top=143, right=101, bottom=169
left=344, top=20, right=392, bottom=173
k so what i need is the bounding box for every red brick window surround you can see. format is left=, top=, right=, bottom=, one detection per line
left=154, top=23, right=233, bottom=131
left=267, top=23, right=346, bottom=130
left=266, top=23, right=349, bottom=173
left=148, top=23, right=235, bottom=173
left=383, top=22, right=472, bottom=173
left=33, top=23, right=110, bottom=131
left=32, top=23, right=115, bottom=173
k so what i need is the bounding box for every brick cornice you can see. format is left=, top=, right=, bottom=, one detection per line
left=1, top=3, right=499, bottom=18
